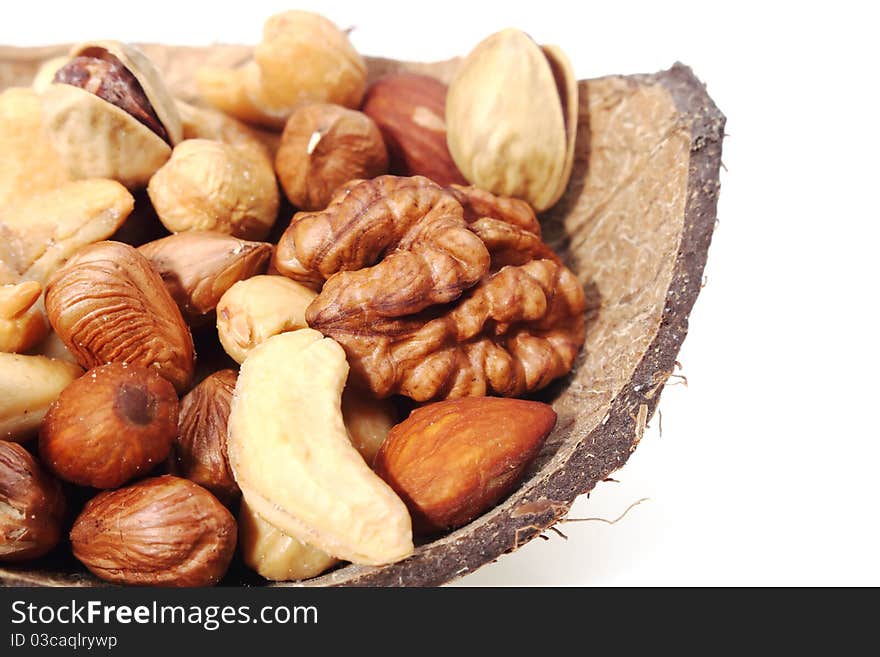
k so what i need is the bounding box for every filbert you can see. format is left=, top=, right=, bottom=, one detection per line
left=40, top=362, right=179, bottom=489
left=70, top=475, right=236, bottom=586
left=0, top=440, right=66, bottom=562
left=174, top=369, right=239, bottom=505
left=275, top=103, right=388, bottom=211
left=147, top=139, right=279, bottom=241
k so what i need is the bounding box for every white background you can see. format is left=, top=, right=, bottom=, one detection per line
left=3, top=1, right=878, bottom=586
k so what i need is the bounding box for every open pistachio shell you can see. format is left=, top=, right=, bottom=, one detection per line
left=446, top=29, right=577, bottom=212
left=40, top=41, right=181, bottom=189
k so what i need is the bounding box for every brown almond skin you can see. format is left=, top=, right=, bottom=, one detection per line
left=45, top=240, right=195, bottom=393
left=70, top=475, right=236, bottom=587
left=174, top=369, right=239, bottom=505
left=0, top=441, right=66, bottom=562
left=139, top=232, right=272, bottom=326
left=362, top=73, right=467, bottom=186
left=375, top=397, right=556, bottom=533
left=39, top=362, right=178, bottom=489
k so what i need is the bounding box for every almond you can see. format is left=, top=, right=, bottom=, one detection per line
left=44, top=240, right=195, bottom=393
left=375, top=396, right=556, bottom=532
left=362, top=73, right=467, bottom=186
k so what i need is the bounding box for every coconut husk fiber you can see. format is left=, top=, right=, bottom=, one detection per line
left=0, top=43, right=725, bottom=587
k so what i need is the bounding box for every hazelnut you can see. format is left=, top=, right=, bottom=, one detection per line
left=175, top=369, right=239, bottom=505
left=362, top=73, right=467, bottom=186
left=0, top=440, right=66, bottom=562
left=276, top=103, right=388, bottom=211
left=70, top=475, right=236, bottom=586
left=40, top=362, right=179, bottom=489
left=148, top=139, right=279, bottom=241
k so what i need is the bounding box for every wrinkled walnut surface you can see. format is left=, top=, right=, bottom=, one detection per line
left=276, top=176, right=586, bottom=401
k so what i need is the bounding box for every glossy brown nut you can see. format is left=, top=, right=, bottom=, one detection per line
left=362, top=73, right=467, bottom=186
left=275, top=103, right=388, bottom=211
left=70, top=475, right=237, bottom=587
left=45, top=241, right=195, bottom=393
left=174, top=369, right=239, bottom=504
left=40, top=362, right=179, bottom=489
left=375, top=397, right=556, bottom=533
left=0, top=440, right=66, bottom=562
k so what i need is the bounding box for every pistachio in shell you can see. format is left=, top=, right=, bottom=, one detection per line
left=446, top=29, right=578, bottom=212
left=41, top=40, right=182, bottom=189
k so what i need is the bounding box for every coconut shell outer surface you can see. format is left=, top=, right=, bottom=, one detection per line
left=0, top=44, right=724, bottom=587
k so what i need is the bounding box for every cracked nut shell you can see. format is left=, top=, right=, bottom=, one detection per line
left=41, top=41, right=182, bottom=189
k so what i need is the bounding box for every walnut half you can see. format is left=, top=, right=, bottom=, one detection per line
left=275, top=176, right=587, bottom=401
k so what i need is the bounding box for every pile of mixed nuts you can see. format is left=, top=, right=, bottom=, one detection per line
left=0, top=10, right=584, bottom=585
